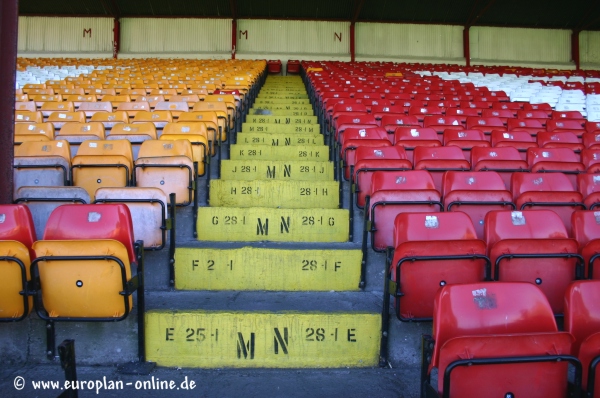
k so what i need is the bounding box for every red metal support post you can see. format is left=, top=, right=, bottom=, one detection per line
left=572, top=30, right=580, bottom=71
left=0, top=0, right=18, bottom=204
left=350, top=23, right=355, bottom=63
left=463, top=26, right=471, bottom=67
left=232, top=19, right=237, bottom=59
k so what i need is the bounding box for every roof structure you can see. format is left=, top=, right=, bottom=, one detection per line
left=18, top=0, right=600, bottom=31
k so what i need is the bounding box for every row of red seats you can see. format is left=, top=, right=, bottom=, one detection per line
left=419, top=280, right=599, bottom=398
left=382, top=209, right=596, bottom=321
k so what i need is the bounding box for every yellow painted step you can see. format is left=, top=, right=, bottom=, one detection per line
left=257, top=94, right=308, bottom=99
left=175, top=247, right=361, bottom=291
left=220, top=160, right=334, bottom=181
left=242, top=123, right=320, bottom=134
left=209, top=180, right=339, bottom=208
left=254, top=99, right=310, bottom=105
left=244, top=115, right=317, bottom=124
left=236, top=133, right=322, bottom=145
left=251, top=104, right=313, bottom=111
left=230, top=145, right=328, bottom=161
left=249, top=109, right=314, bottom=116
left=146, top=311, right=380, bottom=368
left=196, top=207, right=349, bottom=242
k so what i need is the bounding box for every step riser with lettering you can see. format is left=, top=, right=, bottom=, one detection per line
left=146, top=311, right=380, bottom=368
left=220, top=160, right=334, bottom=181
left=175, top=247, right=361, bottom=291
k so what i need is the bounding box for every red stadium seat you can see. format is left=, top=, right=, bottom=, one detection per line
left=443, top=171, right=514, bottom=239
left=363, top=170, right=442, bottom=252
left=583, top=132, right=600, bottom=149
left=527, top=147, right=585, bottom=186
left=393, top=127, right=441, bottom=163
left=546, top=119, right=585, bottom=134
left=422, top=282, right=578, bottom=398
left=564, top=280, right=600, bottom=398
left=380, top=114, right=421, bottom=133
left=466, top=117, right=506, bottom=136
left=577, top=173, right=600, bottom=210
left=485, top=210, right=582, bottom=313
left=443, top=129, right=490, bottom=158
left=387, top=212, right=488, bottom=321
left=352, top=146, right=412, bottom=209
left=508, top=118, right=545, bottom=135
left=413, top=146, right=470, bottom=192
left=340, top=127, right=391, bottom=180
left=423, top=116, right=464, bottom=135
left=471, top=146, right=528, bottom=188
left=537, top=132, right=584, bottom=153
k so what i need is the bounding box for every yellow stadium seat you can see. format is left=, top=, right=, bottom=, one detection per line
left=134, top=139, right=196, bottom=206
left=71, top=139, right=133, bottom=201
left=13, top=139, right=71, bottom=196
left=14, top=122, right=55, bottom=143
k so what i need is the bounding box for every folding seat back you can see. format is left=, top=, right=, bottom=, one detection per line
left=177, top=111, right=222, bottom=141
left=132, top=110, right=173, bottom=129
left=512, top=171, right=584, bottom=231
left=527, top=147, right=585, bottom=185
left=340, top=127, right=391, bottom=180
left=424, top=282, right=575, bottom=398
left=134, top=95, right=164, bottom=108
left=586, top=121, right=600, bottom=134
left=89, top=111, right=129, bottom=129
left=134, top=140, right=195, bottom=206
left=33, top=204, right=136, bottom=320
left=353, top=146, right=411, bottom=208
left=446, top=107, right=479, bottom=117
left=47, top=111, right=86, bottom=129
left=466, top=116, right=506, bottom=135
left=507, top=118, right=545, bottom=136
left=572, top=210, right=600, bottom=279
left=443, top=129, right=489, bottom=158
left=335, top=114, right=378, bottom=142
left=547, top=119, right=585, bottom=133
left=371, top=105, right=407, bottom=120
left=14, top=140, right=71, bottom=193
left=484, top=210, right=581, bottom=313
left=107, top=122, right=157, bottom=158
left=380, top=114, right=421, bottom=133
left=366, top=170, right=442, bottom=252
left=15, top=111, right=43, bottom=124
left=408, top=106, right=443, bottom=122
left=443, top=171, right=514, bottom=239
left=583, top=132, right=600, bottom=150
left=393, top=127, right=441, bottom=163
left=170, top=94, right=200, bottom=104
left=423, top=116, right=464, bottom=135
left=552, top=110, right=585, bottom=122
left=582, top=149, right=600, bottom=173
left=413, top=146, right=470, bottom=192
left=578, top=173, right=600, bottom=210
left=95, top=187, right=172, bottom=251
left=482, top=108, right=515, bottom=122
left=15, top=101, right=36, bottom=112
left=160, top=122, right=209, bottom=174
left=537, top=131, right=584, bottom=153
left=77, top=101, right=112, bottom=118
left=0, top=205, right=37, bottom=320
left=564, top=280, right=600, bottom=397
left=471, top=146, right=528, bottom=188
left=193, top=101, right=231, bottom=131
left=516, top=109, right=550, bottom=122
left=102, top=94, right=131, bottom=106
left=14, top=122, right=55, bottom=142
left=72, top=140, right=133, bottom=201
left=389, top=212, right=487, bottom=320
left=331, top=103, right=369, bottom=127
left=14, top=186, right=89, bottom=240
left=40, top=101, right=74, bottom=117
left=116, top=101, right=150, bottom=118
left=154, top=101, right=189, bottom=118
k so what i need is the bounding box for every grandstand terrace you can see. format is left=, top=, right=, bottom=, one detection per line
left=1, top=1, right=600, bottom=397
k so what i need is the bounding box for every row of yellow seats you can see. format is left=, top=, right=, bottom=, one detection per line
left=15, top=109, right=229, bottom=140
left=14, top=138, right=200, bottom=204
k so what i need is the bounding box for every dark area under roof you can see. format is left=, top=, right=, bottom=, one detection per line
left=18, top=0, right=600, bottom=30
